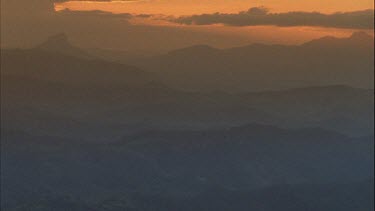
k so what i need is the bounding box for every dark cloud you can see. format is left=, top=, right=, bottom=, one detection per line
left=172, top=7, right=375, bottom=29
left=57, top=9, right=133, bottom=19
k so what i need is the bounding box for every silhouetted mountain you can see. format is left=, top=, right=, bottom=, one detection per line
left=1, top=41, right=373, bottom=210
left=35, top=33, right=93, bottom=59
left=2, top=3, right=374, bottom=210
left=133, top=32, right=374, bottom=92
left=1, top=36, right=373, bottom=137
left=1, top=47, right=176, bottom=139
left=2, top=55, right=373, bottom=138
left=1, top=48, right=154, bottom=87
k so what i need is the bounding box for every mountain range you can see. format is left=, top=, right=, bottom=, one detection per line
left=6, top=31, right=373, bottom=92
left=1, top=32, right=373, bottom=211
left=132, top=31, right=374, bottom=92
left=1, top=35, right=373, bottom=138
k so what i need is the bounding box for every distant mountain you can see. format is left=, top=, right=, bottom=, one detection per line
left=133, top=32, right=374, bottom=92
left=2, top=33, right=374, bottom=211
left=1, top=40, right=373, bottom=139
left=34, top=33, right=154, bottom=63
left=1, top=46, right=173, bottom=139
left=2, top=64, right=373, bottom=138
left=35, top=33, right=93, bottom=60
left=1, top=48, right=154, bottom=87
left=302, top=31, right=374, bottom=49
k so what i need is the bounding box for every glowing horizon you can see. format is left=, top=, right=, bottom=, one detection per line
left=55, top=0, right=374, bottom=16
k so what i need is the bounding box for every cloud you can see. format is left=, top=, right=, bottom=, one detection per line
left=172, top=7, right=375, bottom=29
left=57, top=9, right=134, bottom=19
left=1, top=0, right=372, bottom=53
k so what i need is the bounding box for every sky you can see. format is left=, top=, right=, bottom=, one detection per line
left=55, top=0, right=374, bottom=15
left=1, top=0, right=374, bottom=53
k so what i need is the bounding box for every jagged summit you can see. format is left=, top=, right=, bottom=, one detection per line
left=35, top=33, right=92, bottom=59
left=37, top=33, right=71, bottom=50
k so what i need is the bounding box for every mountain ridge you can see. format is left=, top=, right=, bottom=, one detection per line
left=132, top=32, right=374, bottom=92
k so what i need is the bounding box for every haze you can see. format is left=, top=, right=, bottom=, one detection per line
left=1, top=0, right=374, bottom=210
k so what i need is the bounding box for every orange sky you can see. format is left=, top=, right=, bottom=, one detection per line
left=50, top=0, right=374, bottom=50
left=55, top=0, right=374, bottom=15
left=1, top=0, right=373, bottom=51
